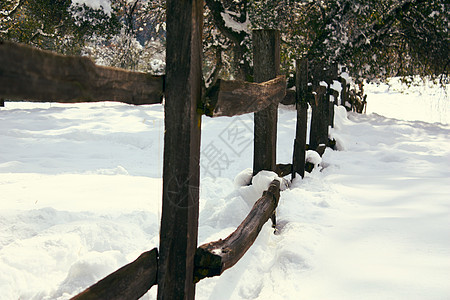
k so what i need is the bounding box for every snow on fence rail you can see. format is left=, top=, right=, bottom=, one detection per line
left=0, top=2, right=357, bottom=297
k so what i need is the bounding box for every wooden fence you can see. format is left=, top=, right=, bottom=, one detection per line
left=1, top=2, right=361, bottom=298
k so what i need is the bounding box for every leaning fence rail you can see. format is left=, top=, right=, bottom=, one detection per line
left=72, top=248, right=158, bottom=300
left=194, top=179, right=280, bottom=282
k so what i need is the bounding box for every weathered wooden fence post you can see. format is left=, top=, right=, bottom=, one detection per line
left=327, top=63, right=339, bottom=128
left=309, top=62, right=328, bottom=151
left=252, top=29, right=280, bottom=175
left=339, top=67, right=350, bottom=110
left=158, top=0, right=203, bottom=299
left=292, top=58, right=309, bottom=179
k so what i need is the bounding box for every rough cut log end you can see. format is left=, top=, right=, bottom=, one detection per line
left=193, top=244, right=223, bottom=283
left=267, top=180, right=281, bottom=203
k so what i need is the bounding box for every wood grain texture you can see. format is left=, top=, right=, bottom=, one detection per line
left=158, top=0, right=203, bottom=299
left=253, top=30, right=280, bottom=175
left=309, top=85, right=328, bottom=150
left=309, top=61, right=333, bottom=150
left=71, top=248, right=158, bottom=300
left=327, top=64, right=339, bottom=128
left=204, top=75, right=286, bottom=117
left=0, top=41, right=163, bottom=105
left=292, top=58, right=309, bottom=179
left=194, top=180, right=280, bottom=282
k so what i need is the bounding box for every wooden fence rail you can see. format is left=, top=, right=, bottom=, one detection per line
left=203, top=75, right=286, bottom=117
left=0, top=41, right=164, bottom=105
left=194, top=179, right=280, bottom=282
left=0, top=40, right=287, bottom=116
left=72, top=248, right=158, bottom=300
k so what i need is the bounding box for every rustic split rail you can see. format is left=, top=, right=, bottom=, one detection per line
left=0, top=41, right=164, bottom=105
left=1, top=1, right=359, bottom=297
left=71, top=249, right=158, bottom=300
left=194, top=179, right=281, bottom=282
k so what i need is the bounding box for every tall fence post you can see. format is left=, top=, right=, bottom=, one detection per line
left=292, top=58, right=309, bottom=179
left=327, top=63, right=339, bottom=128
left=309, top=62, right=328, bottom=150
left=158, top=1, right=203, bottom=299
left=252, top=29, right=280, bottom=175
left=339, top=67, right=350, bottom=110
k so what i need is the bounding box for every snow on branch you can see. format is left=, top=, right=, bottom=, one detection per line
left=220, top=9, right=250, bottom=34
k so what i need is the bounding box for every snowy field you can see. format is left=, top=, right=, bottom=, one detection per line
left=0, top=81, right=449, bottom=299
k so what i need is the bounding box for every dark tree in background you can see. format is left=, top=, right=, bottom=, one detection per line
left=0, top=0, right=166, bottom=72
left=205, top=0, right=448, bottom=83
left=101, top=0, right=166, bottom=71
left=0, top=0, right=120, bottom=55
left=204, top=0, right=253, bottom=81
left=1, top=0, right=448, bottom=83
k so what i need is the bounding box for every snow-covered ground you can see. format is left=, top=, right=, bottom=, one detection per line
left=0, top=81, right=449, bottom=299
left=365, top=78, right=450, bottom=124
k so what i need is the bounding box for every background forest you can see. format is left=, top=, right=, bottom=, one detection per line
left=1, top=0, right=448, bottom=86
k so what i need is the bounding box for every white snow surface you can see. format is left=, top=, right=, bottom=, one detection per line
left=305, top=150, right=322, bottom=167
left=365, top=78, right=450, bottom=124
left=1, top=82, right=449, bottom=299
left=340, top=71, right=351, bottom=82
